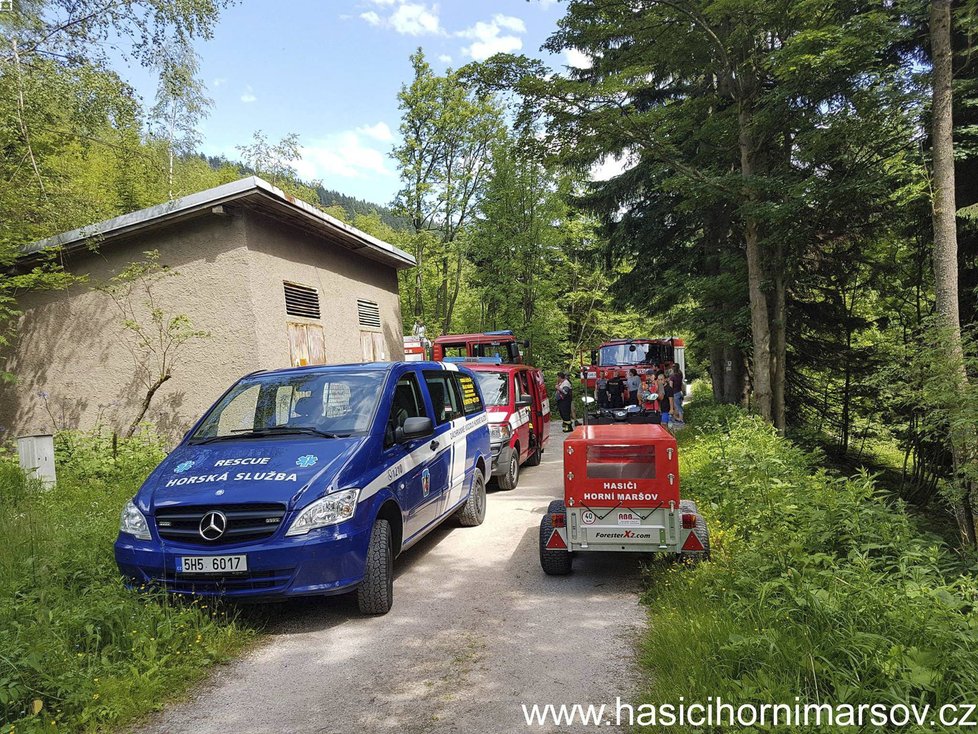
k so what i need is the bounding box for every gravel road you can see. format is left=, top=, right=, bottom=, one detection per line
left=135, top=431, right=649, bottom=734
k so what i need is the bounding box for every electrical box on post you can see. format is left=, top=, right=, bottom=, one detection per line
left=17, top=434, right=56, bottom=488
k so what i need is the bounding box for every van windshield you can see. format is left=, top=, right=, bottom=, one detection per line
left=473, top=371, right=509, bottom=407
left=190, top=371, right=385, bottom=442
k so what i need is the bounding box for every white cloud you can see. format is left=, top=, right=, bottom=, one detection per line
left=368, top=0, right=398, bottom=4
left=539, top=0, right=558, bottom=8
left=565, top=48, right=592, bottom=69
left=357, top=121, right=393, bottom=142
left=458, top=14, right=526, bottom=61
left=438, top=53, right=452, bottom=63
left=291, top=128, right=397, bottom=183
left=212, top=77, right=227, bottom=88
left=240, top=85, right=256, bottom=103
left=360, top=10, right=381, bottom=25
left=390, top=2, right=441, bottom=36
left=590, top=153, right=635, bottom=182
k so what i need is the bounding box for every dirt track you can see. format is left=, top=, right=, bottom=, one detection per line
left=135, top=432, right=648, bottom=734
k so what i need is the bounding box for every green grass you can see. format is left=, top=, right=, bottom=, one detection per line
left=0, top=430, right=256, bottom=733
left=639, top=401, right=978, bottom=733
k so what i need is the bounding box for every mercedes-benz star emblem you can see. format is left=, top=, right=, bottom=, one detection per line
left=199, top=510, right=227, bottom=541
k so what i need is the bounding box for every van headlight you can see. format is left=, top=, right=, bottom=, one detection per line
left=286, top=488, right=360, bottom=536
left=120, top=499, right=151, bottom=540
left=489, top=423, right=511, bottom=444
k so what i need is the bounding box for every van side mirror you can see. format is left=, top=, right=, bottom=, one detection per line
left=395, top=416, right=433, bottom=443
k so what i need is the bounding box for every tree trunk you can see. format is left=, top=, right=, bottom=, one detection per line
left=126, top=374, right=170, bottom=439
left=771, top=259, right=787, bottom=431
left=930, top=0, right=977, bottom=546
left=739, top=102, right=774, bottom=423
left=710, top=344, right=725, bottom=401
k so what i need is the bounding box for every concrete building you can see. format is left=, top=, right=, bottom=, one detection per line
left=1, top=177, right=414, bottom=438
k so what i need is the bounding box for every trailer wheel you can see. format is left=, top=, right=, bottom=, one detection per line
left=539, top=512, right=572, bottom=575
left=679, top=499, right=699, bottom=515
left=357, top=519, right=393, bottom=615
left=457, top=472, right=487, bottom=526
left=547, top=499, right=566, bottom=514
left=683, top=513, right=711, bottom=562
left=497, top=445, right=520, bottom=490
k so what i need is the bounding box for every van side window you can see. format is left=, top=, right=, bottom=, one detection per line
left=456, top=373, right=484, bottom=415
left=515, top=371, right=530, bottom=401
left=423, top=371, right=464, bottom=425
left=386, top=373, right=426, bottom=447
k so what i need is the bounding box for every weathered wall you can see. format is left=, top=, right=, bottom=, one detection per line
left=242, top=212, right=404, bottom=368
left=0, top=208, right=406, bottom=441
left=0, top=214, right=258, bottom=439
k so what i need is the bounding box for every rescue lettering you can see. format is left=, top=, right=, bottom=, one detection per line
left=166, top=472, right=229, bottom=487
left=164, top=471, right=299, bottom=487
left=601, top=481, right=638, bottom=490
left=214, top=457, right=271, bottom=467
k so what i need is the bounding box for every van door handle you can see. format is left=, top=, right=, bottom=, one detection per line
left=430, top=440, right=439, bottom=450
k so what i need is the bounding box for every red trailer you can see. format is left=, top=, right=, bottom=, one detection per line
left=539, top=423, right=708, bottom=575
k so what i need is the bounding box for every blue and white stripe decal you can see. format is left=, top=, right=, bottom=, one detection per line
left=358, top=412, right=488, bottom=503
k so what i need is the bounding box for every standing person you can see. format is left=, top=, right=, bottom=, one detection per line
left=607, top=371, right=625, bottom=409
left=626, top=368, right=642, bottom=407
left=670, top=364, right=685, bottom=423
left=412, top=319, right=430, bottom=355
left=656, top=371, right=671, bottom=424
left=555, top=372, right=574, bottom=433
left=595, top=370, right=610, bottom=409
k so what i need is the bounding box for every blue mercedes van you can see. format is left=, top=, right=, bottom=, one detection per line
left=114, top=361, right=490, bottom=614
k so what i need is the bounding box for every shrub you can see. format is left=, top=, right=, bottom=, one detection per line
left=0, top=429, right=254, bottom=733
left=640, top=402, right=978, bottom=732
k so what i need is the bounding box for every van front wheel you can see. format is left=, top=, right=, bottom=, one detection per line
left=357, top=519, right=393, bottom=615
left=457, top=472, right=487, bottom=526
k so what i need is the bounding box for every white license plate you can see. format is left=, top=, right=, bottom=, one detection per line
left=177, top=555, right=248, bottom=574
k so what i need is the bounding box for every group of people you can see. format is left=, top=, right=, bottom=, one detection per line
left=595, top=364, right=685, bottom=424
left=552, top=364, right=685, bottom=432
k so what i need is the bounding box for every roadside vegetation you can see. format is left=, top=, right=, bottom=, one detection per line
left=0, top=431, right=253, bottom=734
left=640, top=396, right=978, bottom=732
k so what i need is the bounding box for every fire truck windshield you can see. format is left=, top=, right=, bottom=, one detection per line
left=597, top=342, right=675, bottom=367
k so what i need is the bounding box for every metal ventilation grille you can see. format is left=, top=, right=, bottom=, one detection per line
left=357, top=299, right=381, bottom=329
left=284, top=283, right=320, bottom=319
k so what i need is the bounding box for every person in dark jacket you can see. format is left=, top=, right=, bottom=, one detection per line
left=607, top=372, right=625, bottom=409
left=555, top=372, right=574, bottom=432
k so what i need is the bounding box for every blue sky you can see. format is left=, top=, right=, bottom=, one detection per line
left=115, top=0, right=584, bottom=207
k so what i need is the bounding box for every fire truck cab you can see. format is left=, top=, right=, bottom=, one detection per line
left=468, top=363, right=550, bottom=490
left=432, top=331, right=525, bottom=364
left=584, top=338, right=686, bottom=388
left=539, top=423, right=708, bottom=575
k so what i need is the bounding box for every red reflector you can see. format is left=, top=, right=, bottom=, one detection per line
left=681, top=513, right=698, bottom=529
left=551, top=513, right=566, bottom=528
left=682, top=531, right=705, bottom=552
left=546, top=529, right=567, bottom=550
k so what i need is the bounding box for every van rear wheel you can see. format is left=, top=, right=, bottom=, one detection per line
left=357, top=519, right=393, bottom=615
left=525, top=441, right=542, bottom=467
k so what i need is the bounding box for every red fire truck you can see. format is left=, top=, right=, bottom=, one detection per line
left=582, top=338, right=686, bottom=388
left=539, top=423, right=709, bottom=575
left=432, top=331, right=526, bottom=364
